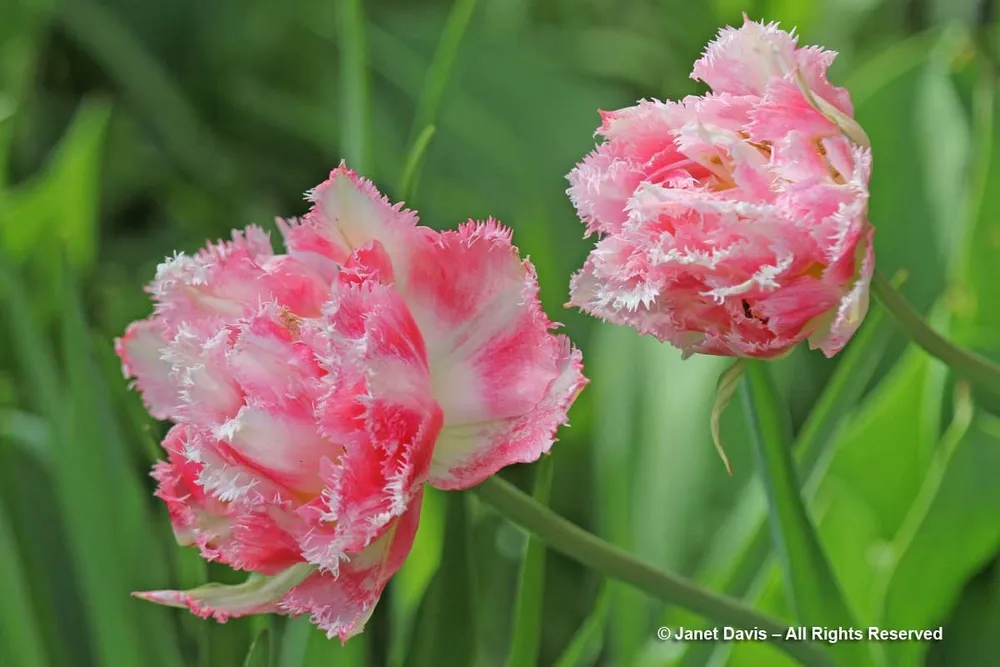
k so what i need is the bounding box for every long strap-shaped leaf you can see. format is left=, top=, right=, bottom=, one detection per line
left=740, top=361, right=873, bottom=666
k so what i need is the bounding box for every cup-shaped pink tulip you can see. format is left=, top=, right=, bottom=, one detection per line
left=567, top=17, right=874, bottom=359
left=117, top=164, right=586, bottom=639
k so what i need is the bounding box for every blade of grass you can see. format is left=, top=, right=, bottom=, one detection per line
left=504, top=454, right=554, bottom=667
left=741, top=361, right=870, bottom=666
left=49, top=257, right=146, bottom=666
left=403, top=0, right=478, bottom=196
left=244, top=628, right=271, bottom=667
left=552, top=582, right=612, bottom=667
left=335, top=0, right=370, bottom=172
left=398, top=124, right=436, bottom=201
left=0, top=500, right=49, bottom=667
left=0, top=253, right=59, bottom=418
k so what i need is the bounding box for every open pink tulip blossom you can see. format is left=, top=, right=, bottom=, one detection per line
left=116, top=164, right=586, bottom=639
left=567, top=17, right=874, bottom=359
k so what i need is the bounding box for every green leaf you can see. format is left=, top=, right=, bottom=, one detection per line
left=741, top=361, right=869, bottom=666
left=953, top=59, right=1000, bottom=356
left=710, top=359, right=747, bottom=476
left=927, top=563, right=1000, bottom=667
left=504, top=454, right=554, bottom=667
left=276, top=616, right=368, bottom=667
left=404, top=493, right=476, bottom=667
left=0, top=501, right=49, bottom=667
left=388, top=487, right=445, bottom=667
left=552, top=583, right=611, bottom=667
left=0, top=99, right=111, bottom=269
left=398, top=124, right=436, bottom=202
left=670, top=304, right=892, bottom=666
left=876, top=409, right=1000, bottom=665
left=402, top=0, right=478, bottom=196
left=53, top=259, right=157, bottom=667
left=58, top=0, right=233, bottom=191
left=244, top=628, right=271, bottom=667
left=334, top=0, right=370, bottom=173
left=586, top=323, right=646, bottom=665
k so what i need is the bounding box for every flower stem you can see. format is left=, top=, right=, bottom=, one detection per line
left=871, top=272, right=1000, bottom=393
left=474, top=476, right=835, bottom=667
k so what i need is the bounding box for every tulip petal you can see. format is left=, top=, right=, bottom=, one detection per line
left=279, top=163, right=426, bottom=281
left=280, top=490, right=423, bottom=641
left=134, top=563, right=315, bottom=622
left=115, top=318, right=179, bottom=420
left=401, top=220, right=587, bottom=489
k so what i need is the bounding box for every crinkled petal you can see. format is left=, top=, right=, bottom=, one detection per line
left=691, top=17, right=800, bottom=96
left=280, top=490, right=423, bottom=641
left=115, top=318, right=179, bottom=420
left=295, top=280, right=441, bottom=570
left=280, top=163, right=428, bottom=281
left=153, top=425, right=303, bottom=573
left=400, top=220, right=587, bottom=489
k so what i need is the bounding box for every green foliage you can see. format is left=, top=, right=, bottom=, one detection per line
left=2, top=0, right=999, bottom=665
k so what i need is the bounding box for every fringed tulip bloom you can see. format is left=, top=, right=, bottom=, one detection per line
left=567, top=17, right=874, bottom=359
left=117, top=164, right=586, bottom=639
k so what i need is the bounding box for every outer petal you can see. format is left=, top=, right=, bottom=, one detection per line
left=153, top=425, right=303, bottom=574
left=133, top=563, right=314, bottom=623
left=280, top=489, right=423, bottom=641
left=691, top=17, right=799, bottom=96
left=401, top=220, right=588, bottom=489
left=115, top=318, right=179, bottom=420
left=279, top=163, right=429, bottom=282
left=136, top=494, right=420, bottom=639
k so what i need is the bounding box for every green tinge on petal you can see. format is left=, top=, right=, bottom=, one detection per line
left=134, top=563, right=315, bottom=617
left=793, top=69, right=871, bottom=148
left=710, top=359, right=748, bottom=475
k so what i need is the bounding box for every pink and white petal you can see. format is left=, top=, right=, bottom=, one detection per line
left=150, top=226, right=275, bottom=338
left=166, top=327, right=244, bottom=427
left=280, top=491, right=423, bottom=641
left=810, top=227, right=875, bottom=357
left=227, top=301, right=325, bottom=407
left=566, top=143, right=646, bottom=236
left=431, top=339, right=585, bottom=489
left=258, top=255, right=332, bottom=319
left=794, top=45, right=853, bottom=116
left=691, top=17, right=799, bottom=96
left=134, top=563, right=315, bottom=623
left=288, top=280, right=440, bottom=569
left=115, top=318, right=180, bottom=420
left=153, top=425, right=303, bottom=573
left=401, top=220, right=587, bottom=489
left=747, top=76, right=839, bottom=143
left=300, top=397, right=441, bottom=569
left=216, top=400, right=336, bottom=498
left=282, top=163, right=424, bottom=278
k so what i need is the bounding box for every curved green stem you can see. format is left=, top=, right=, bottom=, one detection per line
left=871, top=272, right=1000, bottom=393
left=475, top=476, right=835, bottom=667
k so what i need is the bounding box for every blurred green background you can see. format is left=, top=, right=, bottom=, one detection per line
left=2, top=0, right=1000, bottom=665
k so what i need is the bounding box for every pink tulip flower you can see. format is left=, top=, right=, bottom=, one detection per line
left=567, top=17, right=874, bottom=358
left=117, top=164, right=586, bottom=639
